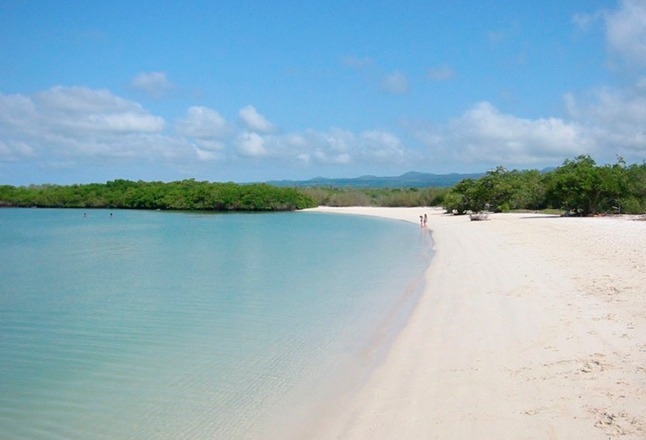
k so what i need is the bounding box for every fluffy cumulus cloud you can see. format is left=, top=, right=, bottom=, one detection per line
left=236, top=132, right=268, bottom=157
left=129, top=72, right=175, bottom=98
left=414, top=102, right=593, bottom=166
left=238, top=105, right=275, bottom=133
left=175, top=106, right=229, bottom=140
left=414, top=80, right=646, bottom=168
left=0, top=86, right=196, bottom=164
left=248, top=128, right=408, bottom=166
left=0, top=84, right=416, bottom=178
left=174, top=106, right=231, bottom=158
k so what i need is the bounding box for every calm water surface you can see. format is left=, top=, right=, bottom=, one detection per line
left=0, top=208, right=431, bottom=439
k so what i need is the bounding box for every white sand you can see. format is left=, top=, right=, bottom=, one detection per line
left=304, top=207, right=646, bottom=439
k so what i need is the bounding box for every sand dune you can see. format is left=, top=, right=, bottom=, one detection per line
left=305, top=207, right=645, bottom=440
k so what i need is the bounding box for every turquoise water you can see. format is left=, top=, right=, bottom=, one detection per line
left=0, top=208, right=431, bottom=439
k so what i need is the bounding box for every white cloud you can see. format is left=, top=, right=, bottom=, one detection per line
left=0, top=86, right=200, bottom=164
left=84, top=112, right=164, bottom=133
left=576, top=1, right=646, bottom=68
left=565, top=82, right=646, bottom=154
left=242, top=128, right=408, bottom=166
left=566, top=87, right=646, bottom=128
left=381, top=72, right=410, bottom=94
left=413, top=78, right=646, bottom=168
left=193, top=139, right=226, bottom=152
left=194, top=147, right=222, bottom=161
left=0, top=85, right=417, bottom=176
left=37, top=86, right=135, bottom=114
left=0, top=140, right=34, bottom=161
left=359, top=130, right=406, bottom=160
left=414, top=102, right=593, bottom=166
left=175, top=106, right=229, bottom=140
left=130, top=72, right=175, bottom=98
left=238, top=105, right=275, bottom=133
left=605, top=0, right=646, bottom=66
left=33, top=86, right=165, bottom=134
left=236, top=132, right=268, bottom=157
left=3, top=79, right=643, bottom=182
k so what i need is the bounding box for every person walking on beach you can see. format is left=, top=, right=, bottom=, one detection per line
left=423, top=214, right=428, bottom=227
left=420, top=215, right=424, bottom=227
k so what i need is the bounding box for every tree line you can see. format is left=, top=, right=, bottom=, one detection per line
left=441, top=155, right=646, bottom=215
left=300, top=155, right=645, bottom=215
left=1, top=155, right=644, bottom=215
left=0, top=179, right=317, bottom=211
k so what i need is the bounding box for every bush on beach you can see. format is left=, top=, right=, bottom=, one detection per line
left=442, top=155, right=646, bottom=216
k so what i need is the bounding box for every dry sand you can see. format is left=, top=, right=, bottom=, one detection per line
left=305, top=207, right=645, bottom=440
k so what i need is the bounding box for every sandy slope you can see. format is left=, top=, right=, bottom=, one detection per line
left=305, top=207, right=645, bottom=440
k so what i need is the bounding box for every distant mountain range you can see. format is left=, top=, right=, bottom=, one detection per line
left=267, top=171, right=485, bottom=188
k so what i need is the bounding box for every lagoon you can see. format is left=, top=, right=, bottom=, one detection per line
left=0, top=208, right=431, bottom=439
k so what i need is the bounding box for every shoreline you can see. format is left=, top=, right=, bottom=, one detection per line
left=302, top=207, right=645, bottom=439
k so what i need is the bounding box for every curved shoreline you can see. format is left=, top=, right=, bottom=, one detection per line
left=302, top=207, right=645, bottom=440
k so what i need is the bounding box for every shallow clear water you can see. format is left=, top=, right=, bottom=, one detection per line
left=0, top=208, right=431, bottom=439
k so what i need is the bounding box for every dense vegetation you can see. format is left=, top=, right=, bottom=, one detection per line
left=1, top=155, right=643, bottom=215
left=442, top=155, right=646, bottom=215
left=0, top=179, right=317, bottom=211
left=300, top=155, right=645, bottom=215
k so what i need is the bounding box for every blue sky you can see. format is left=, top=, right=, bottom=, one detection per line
left=1, top=0, right=645, bottom=185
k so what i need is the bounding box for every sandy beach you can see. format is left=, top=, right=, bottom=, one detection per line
left=304, top=207, right=645, bottom=439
